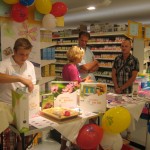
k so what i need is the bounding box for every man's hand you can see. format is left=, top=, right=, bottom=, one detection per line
left=19, top=77, right=34, bottom=92
left=115, top=87, right=122, bottom=94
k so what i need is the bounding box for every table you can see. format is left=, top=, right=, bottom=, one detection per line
left=9, top=112, right=99, bottom=150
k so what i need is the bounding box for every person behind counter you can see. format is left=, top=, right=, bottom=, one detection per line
left=0, top=37, right=36, bottom=104
left=0, top=38, right=36, bottom=150
left=112, top=39, right=139, bottom=94
left=78, top=31, right=99, bottom=82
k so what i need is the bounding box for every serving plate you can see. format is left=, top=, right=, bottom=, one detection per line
left=41, top=107, right=79, bottom=120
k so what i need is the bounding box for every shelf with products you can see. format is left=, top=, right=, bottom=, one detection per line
left=40, top=30, right=57, bottom=88
left=143, top=46, right=150, bottom=73
left=52, top=31, right=128, bottom=87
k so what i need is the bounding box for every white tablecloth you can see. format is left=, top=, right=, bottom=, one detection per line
left=29, top=112, right=98, bottom=143
left=107, top=97, right=146, bottom=131
left=0, top=102, right=13, bottom=133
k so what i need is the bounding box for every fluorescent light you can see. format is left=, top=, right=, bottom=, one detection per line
left=87, top=6, right=96, bottom=10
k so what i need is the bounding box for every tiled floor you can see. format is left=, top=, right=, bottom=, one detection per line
left=32, top=139, right=61, bottom=150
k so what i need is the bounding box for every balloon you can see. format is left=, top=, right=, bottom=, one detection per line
left=101, top=132, right=123, bottom=150
left=35, top=0, right=52, bottom=14
left=76, top=124, right=103, bottom=149
left=50, top=2, right=68, bottom=17
left=20, top=0, right=35, bottom=6
left=3, top=0, right=19, bottom=4
left=102, top=107, right=131, bottom=133
left=11, top=3, right=28, bottom=22
left=42, top=14, right=56, bottom=31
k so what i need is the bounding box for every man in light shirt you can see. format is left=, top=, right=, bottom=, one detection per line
left=78, top=31, right=99, bottom=82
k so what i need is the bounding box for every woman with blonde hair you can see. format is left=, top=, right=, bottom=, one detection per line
left=62, top=46, right=92, bottom=83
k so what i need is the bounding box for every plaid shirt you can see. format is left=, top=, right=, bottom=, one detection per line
left=112, top=54, right=139, bottom=94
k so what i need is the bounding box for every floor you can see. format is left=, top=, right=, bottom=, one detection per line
left=32, top=139, right=61, bottom=150
left=31, top=138, right=141, bottom=150
left=26, top=118, right=150, bottom=150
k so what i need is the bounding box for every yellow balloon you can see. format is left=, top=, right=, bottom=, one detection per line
left=3, top=0, right=19, bottom=4
left=102, top=107, right=131, bottom=133
left=35, top=0, right=52, bottom=14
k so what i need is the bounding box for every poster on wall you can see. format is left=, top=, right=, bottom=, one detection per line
left=144, top=25, right=150, bottom=40
left=1, top=21, right=41, bottom=79
left=128, top=20, right=142, bottom=38
left=0, top=1, right=11, bottom=17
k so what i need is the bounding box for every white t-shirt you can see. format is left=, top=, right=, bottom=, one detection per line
left=78, top=47, right=96, bottom=81
left=0, top=56, right=36, bottom=104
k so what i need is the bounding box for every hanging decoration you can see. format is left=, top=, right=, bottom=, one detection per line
left=42, top=14, right=56, bottom=31
left=18, top=22, right=38, bottom=41
left=2, top=0, right=68, bottom=30
left=20, top=0, right=35, bottom=6
left=35, top=0, right=52, bottom=14
left=50, top=2, right=68, bottom=17
left=3, top=0, right=19, bottom=4
left=11, top=3, right=28, bottom=22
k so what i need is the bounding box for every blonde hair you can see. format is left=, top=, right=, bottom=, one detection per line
left=67, top=46, right=84, bottom=62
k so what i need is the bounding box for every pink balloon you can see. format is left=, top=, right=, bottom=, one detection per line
left=50, top=2, right=67, bottom=17
left=11, top=3, right=28, bottom=22
left=76, top=124, right=103, bottom=149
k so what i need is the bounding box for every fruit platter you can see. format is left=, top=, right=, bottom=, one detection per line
left=41, top=107, right=79, bottom=120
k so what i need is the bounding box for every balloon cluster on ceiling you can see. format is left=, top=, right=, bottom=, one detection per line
left=3, top=0, right=68, bottom=30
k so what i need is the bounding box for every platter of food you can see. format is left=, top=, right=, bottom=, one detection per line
left=41, top=107, right=79, bottom=120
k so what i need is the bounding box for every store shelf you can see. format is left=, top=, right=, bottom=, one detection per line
left=92, top=50, right=121, bottom=52
left=88, top=42, right=122, bottom=45
left=55, top=62, right=66, bottom=65
left=94, top=74, right=112, bottom=78
left=55, top=56, right=67, bottom=58
left=55, top=50, right=67, bottom=52
left=90, top=31, right=127, bottom=37
left=40, top=42, right=56, bottom=49
left=56, top=42, right=77, bottom=46
left=107, top=83, right=114, bottom=86
left=52, top=31, right=127, bottom=91
left=96, top=58, right=115, bottom=61
left=38, top=76, right=56, bottom=85
left=52, top=35, right=78, bottom=39
left=41, top=59, right=56, bottom=67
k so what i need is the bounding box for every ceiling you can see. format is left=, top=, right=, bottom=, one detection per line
left=53, top=0, right=150, bottom=29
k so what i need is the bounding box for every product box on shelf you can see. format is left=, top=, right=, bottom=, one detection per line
left=80, top=82, right=107, bottom=113
left=12, top=85, right=40, bottom=132
left=50, top=81, right=79, bottom=108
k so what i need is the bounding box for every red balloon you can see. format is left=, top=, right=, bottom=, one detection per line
left=11, top=3, right=28, bottom=22
left=50, top=2, right=67, bottom=17
left=76, top=124, right=103, bottom=150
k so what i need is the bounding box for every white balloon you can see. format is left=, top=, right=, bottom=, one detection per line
left=42, top=14, right=56, bottom=31
left=101, top=132, right=123, bottom=150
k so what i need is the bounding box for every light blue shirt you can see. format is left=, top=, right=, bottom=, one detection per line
left=78, top=47, right=96, bottom=81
